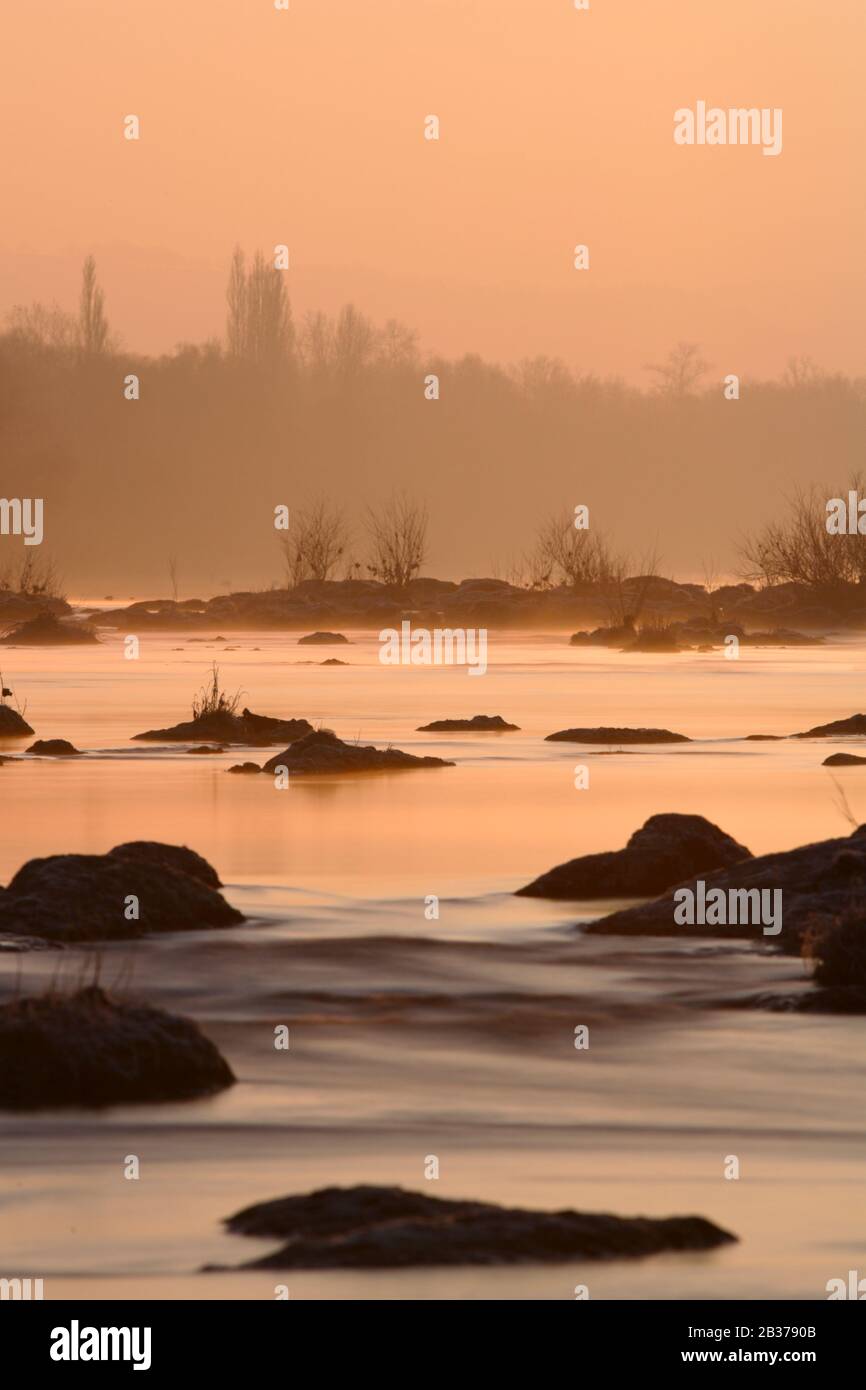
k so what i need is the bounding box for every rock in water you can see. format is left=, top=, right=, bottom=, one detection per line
left=25, top=739, right=82, bottom=756
left=586, top=825, right=866, bottom=950
left=0, top=842, right=242, bottom=943
left=822, top=753, right=866, bottom=767
left=297, top=631, right=350, bottom=645
left=259, top=728, right=454, bottom=775
left=417, top=714, right=520, bottom=732
left=794, top=713, right=866, bottom=738
left=0, top=986, right=234, bottom=1108
left=545, top=726, right=690, bottom=744
left=517, top=814, right=752, bottom=899
left=0, top=614, right=99, bottom=645
left=0, top=704, right=34, bottom=736
left=218, top=1184, right=736, bottom=1269
left=133, top=708, right=313, bottom=746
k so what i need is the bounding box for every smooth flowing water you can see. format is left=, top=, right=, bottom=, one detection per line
left=1, top=629, right=864, bottom=1299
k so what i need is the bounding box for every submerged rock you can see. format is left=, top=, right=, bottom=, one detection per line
left=586, top=825, right=866, bottom=950
left=0, top=613, right=99, bottom=645
left=0, top=985, right=234, bottom=1108
left=0, top=841, right=242, bottom=943
left=822, top=753, right=866, bottom=766
left=794, top=713, right=866, bottom=738
left=259, top=729, right=454, bottom=776
left=25, top=738, right=81, bottom=756
left=228, top=762, right=263, bottom=775
left=218, top=1184, right=736, bottom=1269
left=0, top=704, right=34, bottom=736
left=298, top=631, right=350, bottom=645
left=546, top=726, right=690, bottom=744
left=187, top=744, right=225, bottom=754
left=132, top=706, right=313, bottom=746
left=417, top=714, right=520, bottom=732
left=518, top=814, right=752, bottom=900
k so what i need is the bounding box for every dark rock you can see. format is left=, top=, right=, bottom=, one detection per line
left=0, top=613, right=99, bottom=645
left=417, top=714, right=520, bottom=732
left=218, top=1184, right=736, bottom=1270
left=0, top=842, right=242, bottom=943
left=260, top=729, right=454, bottom=776
left=107, top=841, right=223, bottom=888
left=0, top=705, right=34, bottom=736
left=546, top=726, right=690, bottom=745
left=187, top=744, right=225, bottom=754
left=745, top=734, right=784, bottom=741
left=822, top=753, right=866, bottom=766
left=0, top=985, right=234, bottom=1109
left=25, top=738, right=81, bottom=756
left=228, top=762, right=262, bottom=775
left=794, top=713, right=866, bottom=738
left=133, top=707, right=313, bottom=746
left=586, top=825, right=866, bottom=949
left=297, top=631, right=350, bottom=645
left=518, top=814, right=752, bottom=900
left=320, top=659, right=346, bottom=666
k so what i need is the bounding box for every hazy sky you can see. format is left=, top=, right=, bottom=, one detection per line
left=2, top=0, right=864, bottom=381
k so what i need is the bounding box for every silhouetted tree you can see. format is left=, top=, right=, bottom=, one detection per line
left=365, top=493, right=428, bottom=587
left=78, top=256, right=110, bottom=355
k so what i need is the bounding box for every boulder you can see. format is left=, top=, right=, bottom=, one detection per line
left=0, top=613, right=99, bottom=645
left=546, top=726, right=690, bottom=744
left=0, top=705, right=35, bottom=736
left=259, top=728, right=454, bottom=776
left=586, top=826, right=866, bottom=950
left=133, top=707, right=313, bottom=746
left=297, top=631, right=350, bottom=645
left=0, top=842, right=242, bottom=944
left=794, top=713, right=866, bottom=738
left=517, top=814, right=752, bottom=899
left=0, top=985, right=234, bottom=1108
left=822, top=753, right=866, bottom=767
left=25, top=739, right=81, bottom=756
left=217, top=1184, right=736, bottom=1269
left=417, top=714, right=520, bottom=732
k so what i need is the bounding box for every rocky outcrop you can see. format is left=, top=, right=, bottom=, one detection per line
left=546, top=726, right=690, bottom=744
left=417, top=714, right=520, bottom=732
left=518, top=815, right=752, bottom=899
left=0, top=613, right=99, bottom=645
left=26, top=739, right=81, bottom=756
left=217, top=1184, right=736, bottom=1269
left=258, top=729, right=454, bottom=776
left=0, top=705, right=34, bottom=736
left=0, top=841, right=242, bottom=944
left=297, top=631, right=350, bottom=644
left=0, top=985, right=234, bottom=1108
left=822, top=753, right=866, bottom=766
left=794, top=714, right=866, bottom=738
left=586, top=825, right=866, bottom=950
left=132, top=707, right=313, bottom=746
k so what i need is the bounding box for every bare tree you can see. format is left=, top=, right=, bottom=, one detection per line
left=279, top=498, right=349, bottom=588
left=645, top=341, right=711, bottom=397
left=167, top=554, right=179, bottom=602
left=365, top=493, right=428, bottom=588
left=739, top=476, right=866, bottom=597
left=0, top=552, right=64, bottom=599
left=599, top=546, right=662, bottom=629
left=225, top=247, right=294, bottom=370
left=5, top=302, right=78, bottom=351
left=534, top=509, right=611, bottom=588
left=78, top=255, right=110, bottom=355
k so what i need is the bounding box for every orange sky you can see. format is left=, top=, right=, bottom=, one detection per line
left=1, top=0, right=864, bottom=380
